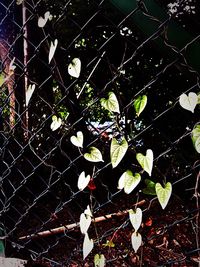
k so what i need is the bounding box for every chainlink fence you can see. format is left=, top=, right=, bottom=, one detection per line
left=0, top=0, right=200, bottom=266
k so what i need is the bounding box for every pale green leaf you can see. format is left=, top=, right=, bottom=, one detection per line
left=110, top=137, right=128, bottom=168
left=179, top=92, right=198, bottom=113
left=70, top=131, right=84, bottom=148
left=191, top=124, right=200, bottom=153
left=0, top=74, right=5, bottom=87
left=134, top=95, right=147, bottom=116
left=118, top=170, right=141, bottom=194
left=48, top=39, right=58, bottom=64
left=68, top=58, right=81, bottom=78
left=129, top=208, right=142, bottom=232
left=84, top=147, right=103, bottom=162
left=94, top=254, right=106, bottom=267
left=131, top=232, right=142, bottom=253
left=100, top=92, right=120, bottom=113
left=155, top=182, right=172, bottom=209
left=83, top=233, right=94, bottom=260
left=136, top=149, right=153, bottom=176
left=16, top=0, right=24, bottom=5
left=78, top=171, right=90, bottom=191
left=197, top=93, right=200, bottom=104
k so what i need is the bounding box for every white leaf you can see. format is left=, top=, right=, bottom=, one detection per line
left=136, top=149, right=153, bottom=176
left=26, top=84, right=36, bottom=106
left=70, top=131, right=83, bottom=148
left=84, top=205, right=92, bottom=217
left=38, top=11, right=51, bottom=28
left=131, top=232, right=142, bottom=253
left=94, top=254, right=106, bottom=267
left=118, top=170, right=141, bottom=194
left=83, top=233, right=94, bottom=260
left=50, top=115, right=62, bottom=131
left=78, top=171, right=90, bottom=191
left=129, top=208, right=142, bottom=232
left=179, top=92, right=198, bottom=113
left=68, top=58, right=81, bottom=78
left=155, top=182, right=172, bottom=209
left=48, top=39, right=58, bottom=64
left=80, top=213, right=92, bottom=234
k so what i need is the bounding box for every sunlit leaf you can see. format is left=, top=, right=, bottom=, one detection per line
left=70, top=131, right=84, bottom=148
left=16, top=0, right=24, bottom=5
left=118, top=170, right=141, bottom=194
left=110, top=137, right=128, bottom=168
left=131, top=232, right=142, bottom=253
left=50, top=115, right=62, bottom=131
left=38, top=11, right=51, bottom=28
left=129, top=208, right=142, bottom=232
left=78, top=171, right=90, bottom=191
left=136, top=149, right=153, bottom=176
left=94, top=254, right=106, bottom=267
left=100, top=92, right=120, bottom=114
left=68, top=58, right=81, bottom=78
left=134, top=95, right=147, bottom=116
left=102, top=240, right=115, bottom=248
left=80, top=213, right=92, bottom=234
left=0, top=257, right=27, bottom=266
left=179, top=92, right=198, bottom=113
left=191, top=124, right=200, bottom=153
left=84, top=147, right=104, bottom=162
left=26, top=84, right=36, bottom=106
left=83, top=233, right=94, bottom=260
left=155, top=182, right=172, bottom=209
left=0, top=74, right=5, bottom=87
left=84, top=205, right=92, bottom=217
left=48, top=39, right=58, bottom=64
left=142, top=179, right=156, bottom=195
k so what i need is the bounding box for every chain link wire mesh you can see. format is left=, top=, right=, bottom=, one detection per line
left=0, top=0, right=200, bottom=266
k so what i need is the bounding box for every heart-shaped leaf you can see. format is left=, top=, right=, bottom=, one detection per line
left=142, top=179, right=156, bottom=195
left=179, top=92, right=198, bottom=113
left=48, top=39, right=58, bottom=64
left=136, top=149, right=153, bottom=176
left=16, top=0, right=24, bottom=5
left=26, top=84, right=36, bottom=106
left=131, top=232, right=142, bottom=253
left=84, top=205, right=92, bottom=217
left=70, top=131, right=84, bottom=148
left=110, top=137, right=128, bottom=168
left=80, top=213, right=92, bottom=234
left=50, top=115, right=62, bottom=131
left=83, top=233, right=94, bottom=260
left=129, top=208, right=142, bottom=232
left=38, top=11, right=51, bottom=28
left=68, top=58, right=81, bottom=78
left=78, top=171, right=90, bottom=191
left=118, top=170, right=141, bottom=194
left=134, top=95, right=147, bottom=116
left=155, top=182, right=172, bottom=209
left=84, top=147, right=103, bottom=162
left=101, top=92, right=120, bottom=114
left=191, top=124, right=200, bottom=153
left=94, top=254, right=106, bottom=267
